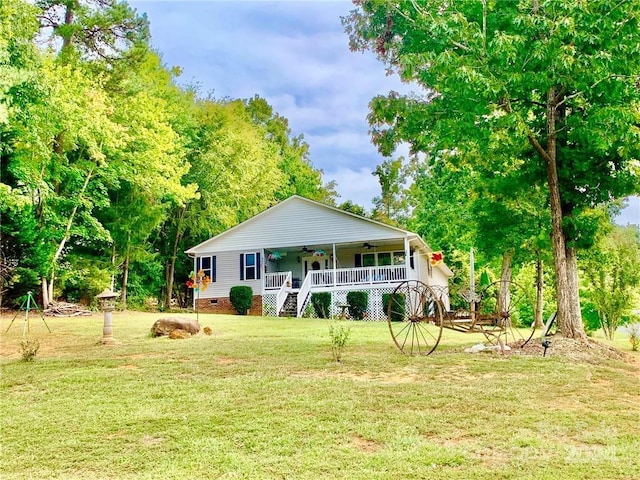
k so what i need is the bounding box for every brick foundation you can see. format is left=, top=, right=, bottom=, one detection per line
left=196, top=295, right=263, bottom=316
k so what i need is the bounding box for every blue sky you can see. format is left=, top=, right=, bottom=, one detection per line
left=129, top=0, right=408, bottom=210
left=129, top=0, right=638, bottom=224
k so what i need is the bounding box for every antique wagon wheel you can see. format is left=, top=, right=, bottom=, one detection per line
left=477, top=280, right=532, bottom=348
left=387, top=280, right=444, bottom=355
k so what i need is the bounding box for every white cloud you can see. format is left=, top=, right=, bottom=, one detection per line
left=130, top=0, right=410, bottom=208
left=324, top=167, right=380, bottom=210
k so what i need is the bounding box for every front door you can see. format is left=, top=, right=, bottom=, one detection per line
left=302, top=256, right=327, bottom=277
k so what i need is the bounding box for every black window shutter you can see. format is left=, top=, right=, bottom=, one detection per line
left=354, top=253, right=362, bottom=268
left=240, top=254, right=244, bottom=280
left=212, top=256, right=217, bottom=282
left=256, top=252, right=261, bottom=279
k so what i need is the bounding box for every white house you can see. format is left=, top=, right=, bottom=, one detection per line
left=185, top=195, right=452, bottom=319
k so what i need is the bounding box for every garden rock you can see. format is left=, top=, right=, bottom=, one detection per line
left=169, top=329, right=191, bottom=339
left=151, top=317, right=201, bottom=337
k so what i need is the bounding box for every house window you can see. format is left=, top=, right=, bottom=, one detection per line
left=393, top=252, right=405, bottom=265
left=240, top=252, right=261, bottom=281
left=378, top=252, right=392, bottom=266
left=196, top=256, right=216, bottom=282
left=362, top=253, right=376, bottom=267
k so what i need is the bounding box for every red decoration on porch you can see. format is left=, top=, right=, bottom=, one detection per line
left=430, top=252, right=444, bottom=266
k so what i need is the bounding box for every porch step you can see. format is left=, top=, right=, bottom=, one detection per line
left=279, top=293, right=298, bottom=318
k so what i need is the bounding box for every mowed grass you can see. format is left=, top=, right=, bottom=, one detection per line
left=1, top=311, right=639, bottom=480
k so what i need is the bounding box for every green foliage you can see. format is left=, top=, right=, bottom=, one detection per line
left=327, top=322, right=351, bottom=363
left=382, top=292, right=405, bottom=322
left=581, top=302, right=602, bottom=334
left=621, top=323, right=640, bottom=352
left=581, top=225, right=640, bottom=339
left=371, top=157, right=410, bottom=226
left=345, top=0, right=640, bottom=336
left=346, top=291, right=368, bottom=320
left=229, top=286, right=253, bottom=315
left=0, top=5, right=335, bottom=309
left=310, top=292, right=331, bottom=319
left=18, top=337, right=39, bottom=362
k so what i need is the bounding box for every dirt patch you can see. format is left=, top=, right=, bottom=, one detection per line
left=350, top=435, right=383, bottom=452
left=512, top=336, right=629, bottom=363
left=217, top=357, right=241, bottom=365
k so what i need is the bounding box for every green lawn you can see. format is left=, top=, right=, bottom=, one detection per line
left=1, top=312, right=639, bottom=480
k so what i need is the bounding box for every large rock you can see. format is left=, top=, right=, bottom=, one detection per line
left=169, top=329, right=191, bottom=340
left=151, top=317, right=201, bottom=337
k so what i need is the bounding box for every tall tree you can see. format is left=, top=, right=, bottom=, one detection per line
left=345, top=0, right=640, bottom=338
left=36, top=0, right=149, bottom=64
left=244, top=95, right=337, bottom=204
left=371, top=157, right=410, bottom=226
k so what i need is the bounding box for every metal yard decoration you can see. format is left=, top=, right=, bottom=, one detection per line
left=387, top=250, right=534, bottom=355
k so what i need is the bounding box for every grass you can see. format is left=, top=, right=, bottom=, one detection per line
left=1, top=311, right=639, bottom=480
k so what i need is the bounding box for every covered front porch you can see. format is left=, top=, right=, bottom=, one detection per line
left=261, top=239, right=419, bottom=317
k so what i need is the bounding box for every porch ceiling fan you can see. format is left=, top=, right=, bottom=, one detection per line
left=363, top=242, right=376, bottom=249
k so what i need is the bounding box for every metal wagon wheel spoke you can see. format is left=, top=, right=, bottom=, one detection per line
left=387, top=280, right=443, bottom=355
left=478, top=280, right=533, bottom=349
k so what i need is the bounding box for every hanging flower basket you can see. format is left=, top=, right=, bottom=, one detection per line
left=312, top=249, right=326, bottom=257
left=268, top=252, right=282, bottom=261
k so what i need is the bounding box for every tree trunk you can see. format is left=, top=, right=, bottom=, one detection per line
left=120, top=233, right=131, bottom=310
left=164, top=206, right=185, bottom=308
left=47, top=168, right=94, bottom=305
left=121, top=252, right=129, bottom=310
left=41, top=277, right=49, bottom=308
left=534, top=254, right=545, bottom=328
left=499, top=249, right=514, bottom=313
left=530, top=88, right=586, bottom=339
left=564, top=247, right=585, bottom=339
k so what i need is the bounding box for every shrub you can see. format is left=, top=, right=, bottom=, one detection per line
left=311, top=292, right=331, bottom=318
left=382, top=292, right=405, bottom=322
left=328, top=322, right=351, bottom=363
left=621, top=323, right=640, bottom=351
left=19, top=338, right=40, bottom=362
left=229, top=286, right=253, bottom=315
left=347, top=291, right=368, bottom=320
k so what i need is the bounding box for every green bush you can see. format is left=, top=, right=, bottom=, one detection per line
left=229, top=286, right=253, bottom=315
left=382, top=292, right=405, bottom=322
left=328, top=322, right=351, bottom=363
left=19, top=338, right=40, bottom=362
left=311, top=292, right=331, bottom=318
left=347, top=291, right=368, bottom=320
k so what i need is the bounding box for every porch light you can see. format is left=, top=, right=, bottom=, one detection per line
left=312, top=249, right=325, bottom=257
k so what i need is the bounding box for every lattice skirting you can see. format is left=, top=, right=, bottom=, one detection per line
left=263, top=288, right=397, bottom=321
left=262, top=294, right=278, bottom=317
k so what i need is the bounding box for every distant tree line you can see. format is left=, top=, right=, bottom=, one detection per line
left=0, top=0, right=336, bottom=309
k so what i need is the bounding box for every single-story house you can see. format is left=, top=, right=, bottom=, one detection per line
left=185, top=195, right=452, bottom=319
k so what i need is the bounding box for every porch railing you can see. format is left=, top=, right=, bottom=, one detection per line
left=306, top=265, right=407, bottom=287
left=297, top=274, right=312, bottom=317
left=265, top=272, right=291, bottom=290
left=275, top=272, right=292, bottom=315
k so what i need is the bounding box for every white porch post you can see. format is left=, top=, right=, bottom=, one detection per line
left=332, top=243, right=337, bottom=287
left=261, top=248, right=265, bottom=294
left=192, top=257, right=197, bottom=309
left=404, top=237, right=410, bottom=281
